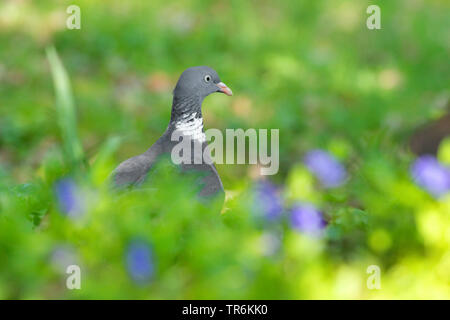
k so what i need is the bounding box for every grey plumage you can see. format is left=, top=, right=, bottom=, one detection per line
left=112, top=66, right=232, bottom=199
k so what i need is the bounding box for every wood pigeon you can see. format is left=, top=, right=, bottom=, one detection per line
left=111, top=66, right=232, bottom=201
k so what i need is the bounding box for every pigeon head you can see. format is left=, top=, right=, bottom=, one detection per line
left=173, top=66, right=232, bottom=99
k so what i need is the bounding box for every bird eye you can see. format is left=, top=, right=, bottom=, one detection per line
left=204, top=75, right=211, bottom=82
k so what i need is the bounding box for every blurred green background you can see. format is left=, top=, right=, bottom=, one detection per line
left=0, top=0, right=449, bottom=299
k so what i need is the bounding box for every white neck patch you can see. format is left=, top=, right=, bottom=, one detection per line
left=175, top=112, right=205, bottom=142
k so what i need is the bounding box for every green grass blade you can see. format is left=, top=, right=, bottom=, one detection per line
left=46, top=46, right=85, bottom=171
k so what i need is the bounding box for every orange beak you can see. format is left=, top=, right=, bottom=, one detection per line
left=216, top=82, right=233, bottom=96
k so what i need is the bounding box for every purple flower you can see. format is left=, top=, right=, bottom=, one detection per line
left=253, top=181, right=284, bottom=221
left=410, top=155, right=450, bottom=198
left=50, top=245, right=78, bottom=273
left=290, top=203, right=326, bottom=236
left=304, top=149, right=347, bottom=188
left=126, top=240, right=154, bottom=284
left=54, top=178, right=84, bottom=218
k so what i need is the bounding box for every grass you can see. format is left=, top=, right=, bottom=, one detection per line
left=0, top=0, right=449, bottom=299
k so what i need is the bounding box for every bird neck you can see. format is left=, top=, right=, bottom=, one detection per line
left=169, top=95, right=205, bottom=142
left=170, top=95, right=203, bottom=122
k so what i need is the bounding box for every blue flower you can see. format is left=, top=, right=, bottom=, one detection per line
left=54, top=178, right=84, bottom=218
left=126, top=240, right=154, bottom=284
left=304, top=149, right=347, bottom=188
left=410, top=155, right=450, bottom=198
left=253, top=181, right=284, bottom=221
left=290, top=203, right=326, bottom=236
